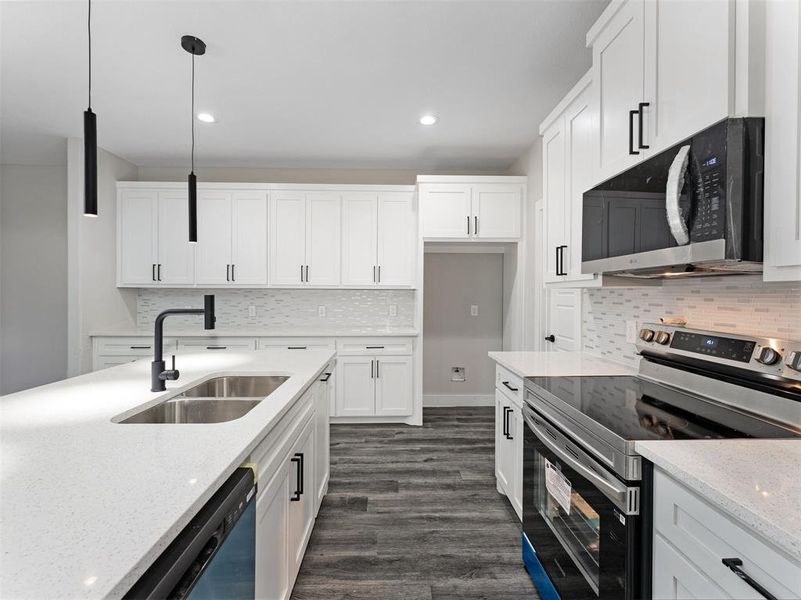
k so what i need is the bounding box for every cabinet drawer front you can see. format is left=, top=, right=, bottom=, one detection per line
left=257, top=338, right=335, bottom=353
left=337, top=338, right=414, bottom=355
left=495, top=365, right=523, bottom=403
left=653, top=469, right=800, bottom=599
left=175, top=337, right=256, bottom=352
left=95, top=337, right=168, bottom=356
left=94, top=356, right=140, bottom=370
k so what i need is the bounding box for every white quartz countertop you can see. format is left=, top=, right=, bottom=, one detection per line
left=90, top=328, right=419, bottom=338
left=0, top=350, right=334, bottom=600
left=487, top=351, right=635, bottom=377
left=636, top=439, right=801, bottom=562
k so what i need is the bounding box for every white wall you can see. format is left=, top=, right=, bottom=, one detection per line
left=423, top=253, right=503, bottom=405
left=0, top=164, right=68, bottom=394
left=67, top=139, right=138, bottom=374
left=507, top=137, right=543, bottom=350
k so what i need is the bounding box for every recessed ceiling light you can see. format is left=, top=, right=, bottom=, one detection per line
left=197, top=112, right=215, bottom=123
left=419, top=114, right=437, bottom=125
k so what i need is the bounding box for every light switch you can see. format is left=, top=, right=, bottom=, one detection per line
left=248, top=305, right=257, bottom=317
left=318, top=305, right=326, bottom=317
left=470, top=305, right=479, bottom=316
left=389, top=304, right=398, bottom=317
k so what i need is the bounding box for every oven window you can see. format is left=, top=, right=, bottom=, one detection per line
left=535, top=450, right=600, bottom=594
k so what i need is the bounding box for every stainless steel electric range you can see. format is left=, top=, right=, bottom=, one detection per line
left=521, top=323, right=801, bottom=600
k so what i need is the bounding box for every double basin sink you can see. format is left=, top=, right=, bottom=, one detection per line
left=117, top=375, right=289, bottom=424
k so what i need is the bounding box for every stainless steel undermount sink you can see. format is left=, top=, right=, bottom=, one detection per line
left=116, top=375, right=289, bottom=424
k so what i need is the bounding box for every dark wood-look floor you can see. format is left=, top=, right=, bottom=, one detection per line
left=291, top=407, right=538, bottom=600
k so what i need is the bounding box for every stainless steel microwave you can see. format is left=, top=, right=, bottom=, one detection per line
left=581, top=118, right=765, bottom=278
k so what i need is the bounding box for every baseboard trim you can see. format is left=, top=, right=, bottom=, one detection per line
left=423, top=394, right=495, bottom=407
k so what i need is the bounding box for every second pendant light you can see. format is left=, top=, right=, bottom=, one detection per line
left=182, top=35, right=206, bottom=243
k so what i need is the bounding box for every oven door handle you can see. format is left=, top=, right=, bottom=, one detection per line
left=522, top=405, right=639, bottom=515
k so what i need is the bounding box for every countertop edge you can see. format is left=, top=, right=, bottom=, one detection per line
left=90, top=330, right=419, bottom=338
left=636, top=441, right=801, bottom=563
left=487, top=350, right=635, bottom=378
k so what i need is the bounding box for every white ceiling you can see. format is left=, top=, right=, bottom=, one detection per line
left=1, top=0, right=607, bottom=171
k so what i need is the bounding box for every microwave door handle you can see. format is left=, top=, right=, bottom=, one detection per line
left=665, top=144, right=691, bottom=246
left=522, top=405, right=636, bottom=514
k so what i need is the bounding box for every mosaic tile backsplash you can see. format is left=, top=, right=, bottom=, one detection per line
left=582, top=276, right=801, bottom=365
left=137, top=289, right=416, bottom=330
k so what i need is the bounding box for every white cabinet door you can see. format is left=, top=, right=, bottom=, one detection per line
left=313, top=378, right=330, bottom=513
left=377, top=192, right=415, bottom=286
left=231, top=191, right=268, bottom=285
left=118, top=189, right=158, bottom=285
left=287, top=418, right=315, bottom=583
left=644, top=0, right=731, bottom=155
left=546, top=289, right=581, bottom=352
left=495, top=390, right=513, bottom=493
left=194, top=191, right=232, bottom=285
left=341, top=192, right=378, bottom=286
left=510, top=403, right=523, bottom=519
left=473, top=184, right=522, bottom=239
left=255, top=467, right=290, bottom=600
left=270, top=192, right=306, bottom=286
left=306, top=192, right=340, bottom=286
left=374, top=355, right=413, bottom=417
left=593, top=0, right=645, bottom=179
left=335, top=356, right=375, bottom=416
left=764, top=0, right=801, bottom=280
left=157, top=190, right=195, bottom=285
left=419, top=184, right=472, bottom=238
left=564, top=80, right=599, bottom=282
left=542, top=121, right=567, bottom=283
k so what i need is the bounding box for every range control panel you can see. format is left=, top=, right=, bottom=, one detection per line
left=635, top=323, right=801, bottom=380
left=670, top=331, right=755, bottom=363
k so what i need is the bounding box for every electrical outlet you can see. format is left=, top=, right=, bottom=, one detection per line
left=451, top=367, right=466, bottom=382
left=389, top=304, right=397, bottom=317
left=318, top=305, right=326, bottom=317
left=248, top=305, right=257, bottom=318
left=626, top=320, right=638, bottom=344
left=470, top=305, right=479, bottom=316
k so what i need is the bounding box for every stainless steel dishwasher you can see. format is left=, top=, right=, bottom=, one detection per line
left=124, top=467, right=256, bottom=599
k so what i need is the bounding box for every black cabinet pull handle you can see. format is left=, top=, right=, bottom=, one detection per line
left=377, top=265, right=381, bottom=283
left=287, top=346, right=307, bottom=350
left=206, top=346, right=227, bottom=350
left=506, top=408, right=514, bottom=440
left=371, top=359, right=374, bottom=379
left=474, top=216, right=478, bottom=236
left=629, top=109, right=640, bottom=155
left=554, top=246, right=560, bottom=276
left=502, top=406, right=509, bottom=437
left=231, top=264, right=235, bottom=282
left=320, top=372, right=332, bottom=382
left=152, top=263, right=156, bottom=282
left=157, top=264, right=162, bottom=281
left=129, top=345, right=151, bottom=350
left=721, top=558, right=777, bottom=600
left=467, top=215, right=471, bottom=236
left=544, top=335, right=556, bottom=343
left=376, top=359, right=380, bottom=378
left=638, top=102, right=650, bottom=149
left=502, top=381, right=519, bottom=393
left=373, top=265, right=376, bottom=282
left=300, top=264, right=304, bottom=283
left=305, top=265, right=309, bottom=282
left=561, top=245, right=568, bottom=275
left=226, top=264, right=230, bottom=282
left=556, top=245, right=568, bottom=276
left=290, top=453, right=304, bottom=501
left=366, top=345, right=384, bottom=349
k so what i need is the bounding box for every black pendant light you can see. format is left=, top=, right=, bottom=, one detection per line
left=182, top=35, right=206, bottom=243
left=83, top=0, right=97, bottom=217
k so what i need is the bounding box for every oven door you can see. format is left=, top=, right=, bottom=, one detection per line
left=521, top=404, right=641, bottom=600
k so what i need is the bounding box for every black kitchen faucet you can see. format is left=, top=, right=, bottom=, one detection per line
left=151, top=294, right=216, bottom=392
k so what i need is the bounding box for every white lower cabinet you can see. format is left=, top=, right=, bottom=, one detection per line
left=652, top=468, right=801, bottom=600
left=495, top=388, right=522, bottom=520
left=336, top=354, right=413, bottom=417
left=252, top=376, right=329, bottom=600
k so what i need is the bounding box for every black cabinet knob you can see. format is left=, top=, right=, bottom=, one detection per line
left=544, top=335, right=555, bottom=343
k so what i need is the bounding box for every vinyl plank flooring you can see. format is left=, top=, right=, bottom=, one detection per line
left=290, top=407, right=538, bottom=600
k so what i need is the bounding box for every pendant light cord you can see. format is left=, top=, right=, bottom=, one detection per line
left=87, top=0, right=92, bottom=109
left=191, top=53, right=195, bottom=173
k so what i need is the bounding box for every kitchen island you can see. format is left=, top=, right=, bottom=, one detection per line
left=0, top=349, right=334, bottom=599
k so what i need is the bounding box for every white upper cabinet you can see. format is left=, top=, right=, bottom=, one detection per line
left=589, top=0, right=744, bottom=182
left=342, top=191, right=415, bottom=287
left=270, top=191, right=340, bottom=287
left=117, top=187, right=194, bottom=286
left=231, top=192, right=269, bottom=285
left=195, top=190, right=268, bottom=285
left=542, top=120, right=567, bottom=284
left=591, top=0, right=645, bottom=180
left=763, top=0, right=801, bottom=281
left=305, top=192, right=341, bottom=286
left=118, top=188, right=158, bottom=286
left=418, top=177, right=524, bottom=241
left=341, top=192, right=379, bottom=286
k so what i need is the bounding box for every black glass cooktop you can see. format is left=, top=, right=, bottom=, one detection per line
left=526, top=375, right=801, bottom=442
